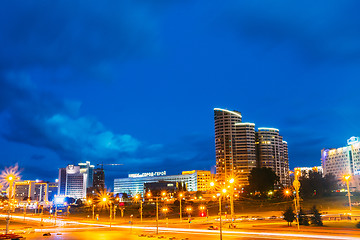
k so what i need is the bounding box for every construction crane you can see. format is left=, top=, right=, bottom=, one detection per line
left=97, top=163, right=123, bottom=170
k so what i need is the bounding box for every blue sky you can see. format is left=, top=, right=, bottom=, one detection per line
left=1, top=0, right=360, bottom=187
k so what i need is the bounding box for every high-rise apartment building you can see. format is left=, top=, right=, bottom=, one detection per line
left=214, top=108, right=257, bottom=185
left=57, top=161, right=95, bottom=199
left=256, top=128, right=290, bottom=186
left=214, top=108, right=290, bottom=186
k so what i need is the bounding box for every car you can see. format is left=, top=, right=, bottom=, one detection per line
left=43, top=233, right=51, bottom=237
left=269, top=216, right=277, bottom=220
left=208, top=225, right=219, bottom=230
left=139, top=234, right=147, bottom=237
left=0, top=234, right=26, bottom=240
left=158, top=236, right=166, bottom=239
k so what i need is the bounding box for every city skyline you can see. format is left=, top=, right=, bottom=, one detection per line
left=1, top=1, right=360, bottom=185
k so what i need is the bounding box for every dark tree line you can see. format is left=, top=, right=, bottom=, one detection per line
left=283, top=205, right=323, bottom=226
left=247, top=167, right=279, bottom=196
left=299, top=171, right=338, bottom=198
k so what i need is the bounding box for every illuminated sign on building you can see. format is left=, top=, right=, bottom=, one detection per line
left=128, top=171, right=167, bottom=178
left=347, top=136, right=359, bottom=145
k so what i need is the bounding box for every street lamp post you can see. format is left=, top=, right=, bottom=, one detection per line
left=179, top=193, right=183, bottom=222
left=293, top=169, right=301, bottom=231
left=5, top=176, right=15, bottom=234
left=147, top=192, right=160, bottom=235
left=162, top=207, right=169, bottom=227
left=134, top=194, right=143, bottom=223
left=219, top=188, right=227, bottom=240
left=344, top=175, right=352, bottom=212
left=156, top=197, right=159, bottom=234
left=229, top=178, right=235, bottom=220
left=186, top=206, right=192, bottom=228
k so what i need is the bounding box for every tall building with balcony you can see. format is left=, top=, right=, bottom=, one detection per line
left=214, top=108, right=290, bottom=187
left=214, top=108, right=257, bottom=186
left=256, top=128, right=290, bottom=186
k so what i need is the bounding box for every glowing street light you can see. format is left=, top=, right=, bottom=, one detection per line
left=1, top=165, right=21, bottom=234
left=97, top=189, right=114, bottom=228
left=87, top=199, right=95, bottom=220
left=343, top=174, right=352, bottom=212
left=178, top=192, right=183, bottom=222
left=228, top=177, right=235, bottom=219
left=134, top=194, right=143, bottom=223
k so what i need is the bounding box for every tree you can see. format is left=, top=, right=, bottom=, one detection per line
left=298, top=208, right=309, bottom=226
left=75, top=199, right=83, bottom=206
left=299, top=171, right=338, bottom=199
left=283, top=207, right=295, bottom=226
left=248, top=167, right=279, bottom=196
left=310, top=205, right=323, bottom=226
left=323, top=173, right=338, bottom=194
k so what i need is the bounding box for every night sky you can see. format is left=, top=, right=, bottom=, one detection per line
left=1, top=1, right=360, bottom=188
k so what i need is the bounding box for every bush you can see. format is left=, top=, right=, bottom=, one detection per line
left=298, top=208, right=309, bottom=226
left=356, top=222, right=360, bottom=228
left=283, top=206, right=295, bottom=226
left=310, top=205, right=323, bottom=226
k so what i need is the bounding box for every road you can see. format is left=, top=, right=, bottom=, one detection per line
left=24, top=227, right=360, bottom=240
left=2, top=214, right=360, bottom=240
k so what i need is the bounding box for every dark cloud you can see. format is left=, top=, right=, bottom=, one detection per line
left=0, top=76, right=214, bottom=184
left=0, top=75, right=140, bottom=162
left=222, top=0, right=360, bottom=61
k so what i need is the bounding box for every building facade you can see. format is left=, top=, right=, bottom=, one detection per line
left=93, top=168, right=105, bottom=190
left=57, top=161, right=95, bottom=199
left=114, top=170, right=212, bottom=196
left=322, top=137, right=360, bottom=179
left=214, top=108, right=290, bottom=187
left=14, top=180, right=48, bottom=202
left=214, top=108, right=257, bottom=186
left=256, top=128, right=290, bottom=186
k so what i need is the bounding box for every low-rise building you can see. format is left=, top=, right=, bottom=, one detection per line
left=114, top=170, right=212, bottom=196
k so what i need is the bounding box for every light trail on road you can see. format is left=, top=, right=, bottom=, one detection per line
left=1, top=214, right=359, bottom=240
